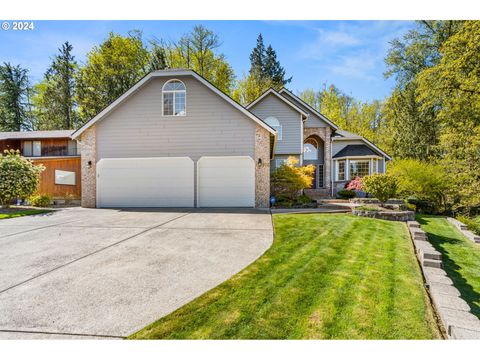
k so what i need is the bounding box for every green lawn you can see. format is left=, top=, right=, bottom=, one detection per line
left=131, top=214, right=439, bottom=339
left=417, top=215, right=480, bottom=318
left=0, top=209, right=51, bottom=220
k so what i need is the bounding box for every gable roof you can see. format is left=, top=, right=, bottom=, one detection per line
left=278, top=88, right=339, bottom=130
left=0, top=130, right=73, bottom=141
left=333, top=130, right=392, bottom=161
left=333, top=144, right=379, bottom=158
left=246, top=88, right=309, bottom=118
left=71, top=69, right=276, bottom=139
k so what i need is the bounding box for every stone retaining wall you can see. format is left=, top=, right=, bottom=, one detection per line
left=352, top=209, right=414, bottom=222
left=406, top=220, right=480, bottom=339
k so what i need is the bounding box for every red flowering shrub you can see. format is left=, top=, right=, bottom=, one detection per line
left=345, top=177, right=363, bottom=191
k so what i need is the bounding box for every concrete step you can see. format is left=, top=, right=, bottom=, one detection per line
left=428, top=282, right=461, bottom=297
left=423, top=258, right=442, bottom=268
left=450, top=326, right=480, bottom=339
left=407, top=221, right=420, bottom=229
left=437, top=308, right=480, bottom=335
left=419, top=248, right=442, bottom=261
left=424, top=272, right=453, bottom=286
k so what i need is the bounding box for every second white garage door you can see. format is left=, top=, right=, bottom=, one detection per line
left=197, top=156, right=255, bottom=207
left=96, top=157, right=194, bottom=208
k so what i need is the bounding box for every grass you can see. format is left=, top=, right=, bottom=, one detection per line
left=130, top=214, right=440, bottom=339
left=0, top=208, right=51, bottom=220
left=417, top=215, right=480, bottom=318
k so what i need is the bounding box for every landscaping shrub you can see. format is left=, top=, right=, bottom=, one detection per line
left=387, top=159, right=451, bottom=213
left=406, top=196, right=435, bottom=214
left=29, top=194, right=52, bottom=207
left=271, top=157, right=315, bottom=201
left=337, top=189, right=356, bottom=199
left=457, top=215, right=480, bottom=236
left=345, top=177, right=363, bottom=191
left=0, top=150, right=44, bottom=208
left=362, top=173, right=397, bottom=205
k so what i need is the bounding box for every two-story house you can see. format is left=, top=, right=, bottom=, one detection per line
left=71, top=69, right=390, bottom=208
left=248, top=88, right=391, bottom=199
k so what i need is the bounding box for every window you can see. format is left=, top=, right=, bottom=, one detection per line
left=23, top=141, right=32, bottom=157
left=23, top=141, right=41, bottom=157
left=349, top=160, right=370, bottom=178
left=303, top=138, right=318, bottom=160
left=337, top=160, right=346, bottom=181
left=55, top=170, right=76, bottom=185
left=162, top=80, right=186, bottom=116
left=33, top=141, right=41, bottom=156
left=68, top=140, right=79, bottom=156
left=264, top=116, right=282, bottom=140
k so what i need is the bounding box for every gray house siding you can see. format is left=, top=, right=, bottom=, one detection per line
left=96, top=75, right=256, bottom=161
left=95, top=75, right=259, bottom=206
left=249, top=93, right=302, bottom=155
left=280, top=92, right=331, bottom=128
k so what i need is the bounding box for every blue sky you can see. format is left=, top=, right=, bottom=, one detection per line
left=0, top=20, right=415, bottom=102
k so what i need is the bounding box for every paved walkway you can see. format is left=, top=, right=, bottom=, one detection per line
left=0, top=207, right=273, bottom=339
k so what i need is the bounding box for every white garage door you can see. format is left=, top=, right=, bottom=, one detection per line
left=96, top=157, right=194, bottom=208
left=197, top=156, right=255, bottom=207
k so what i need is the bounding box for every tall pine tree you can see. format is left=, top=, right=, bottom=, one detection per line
left=247, top=34, right=291, bottom=90
left=264, top=45, right=291, bottom=87
left=249, top=34, right=266, bottom=76
left=0, top=63, right=32, bottom=131
left=33, top=42, right=78, bottom=130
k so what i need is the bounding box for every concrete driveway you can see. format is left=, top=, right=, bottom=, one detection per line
left=0, top=207, right=273, bottom=339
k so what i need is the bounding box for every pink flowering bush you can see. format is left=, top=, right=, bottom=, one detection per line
left=345, top=177, right=363, bottom=191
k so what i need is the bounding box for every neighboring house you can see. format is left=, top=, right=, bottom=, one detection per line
left=247, top=88, right=391, bottom=198
left=0, top=130, right=81, bottom=199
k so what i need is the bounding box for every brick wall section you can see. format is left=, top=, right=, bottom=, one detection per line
left=79, top=125, right=97, bottom=208
left=255, top=125, right=271, bottom=208
left=303, top=127, right=332, bottom=193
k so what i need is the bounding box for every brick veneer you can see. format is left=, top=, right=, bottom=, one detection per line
left=79, top=125, right=97, bottom=208
left=255, top=125, right=271, bottom=208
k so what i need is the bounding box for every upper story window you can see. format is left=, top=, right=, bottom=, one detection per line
left=264, top=116, right=282, bottom=140
left=23, top=141, right=41, bottom=157
left=162, top=79, right=186, bottom=116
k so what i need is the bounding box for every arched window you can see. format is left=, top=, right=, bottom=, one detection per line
left=303, top=138, right=318, bottom=160
left=264, top=116, right=282, bottom=140
left=162, top=79, right=186, bottom=116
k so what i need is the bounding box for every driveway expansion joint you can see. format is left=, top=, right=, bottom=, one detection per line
left=0, top=329, right=125, bottom=339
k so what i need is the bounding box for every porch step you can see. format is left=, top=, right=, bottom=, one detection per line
left=304, top=189, right=331, bottom=200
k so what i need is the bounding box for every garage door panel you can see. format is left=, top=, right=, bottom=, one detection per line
left=97, top=157, right=194, bottom=208
left=198, top=156, right=255, bottom=207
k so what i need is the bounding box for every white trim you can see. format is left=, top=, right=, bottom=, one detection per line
left=246, top=88, right=309, bottom=118
left=72, top=70, right=277, bottom=139
left=300, top=113, right=304, bottom=164
left=333, top=155, right=383, bottom=161
left=279, top=88, right=339, bottom=130
left=161, top=79, right=187, bottom=117
left=332, top=137, right=391, bottom=161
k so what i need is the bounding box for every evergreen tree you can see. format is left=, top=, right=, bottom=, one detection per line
left=33, top=42, right=78, bottom=130
left=264, top=45, right=291, bottom=87
left=149, top=41, right=167, bottom=71
left=0, top=63, right=32, bottom=131
left=249, top=34, right=265, bottom=76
